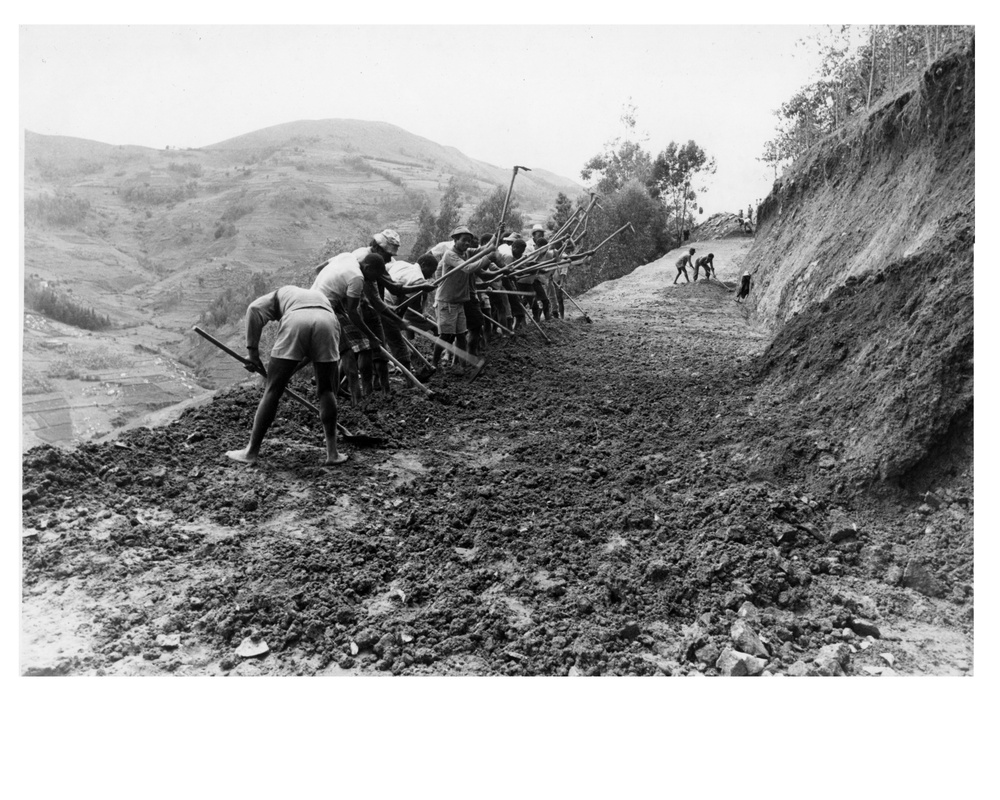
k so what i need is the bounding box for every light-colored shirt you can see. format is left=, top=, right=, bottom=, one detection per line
left=388, top=259, right=425, bottom=286
left=245, top=286, right=333, bottom=348
left=429, top=240, right=452, bottom=261
left=436, top=247, right=490, bottom=305
left=311, top=252, right=366, bottom=304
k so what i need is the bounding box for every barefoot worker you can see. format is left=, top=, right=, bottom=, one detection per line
left=226, top=285, right=348, bottom=467
left=674, top=248, right=695, bottom=284
left=694, top=252, right=715, bottom=280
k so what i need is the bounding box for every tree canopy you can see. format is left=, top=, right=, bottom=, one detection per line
left=465, top=185, right=525, bottom=240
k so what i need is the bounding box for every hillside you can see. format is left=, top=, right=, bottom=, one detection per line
left=22, top=120, right=585, bottom=449
left=744, top=45, right=974, bottom=486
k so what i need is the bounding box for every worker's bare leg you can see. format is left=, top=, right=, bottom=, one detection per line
left=342, top=349, right=362, bottom=406
left=226, top=357, right=298, bottom=464
left=358, top=349, right=375, bottom=397
left=314, top=360, right=348, bottom=466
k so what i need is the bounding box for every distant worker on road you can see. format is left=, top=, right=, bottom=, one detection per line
left=674, top=248, right=695, bottom=284
left=225, top=285, right=348, bottom=467
left=735, top=270, right=752, bottom=303
left=694, top=252, right=715, bottom=281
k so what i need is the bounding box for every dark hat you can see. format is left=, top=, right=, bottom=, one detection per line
left=450, top=225, right=476, bottom=240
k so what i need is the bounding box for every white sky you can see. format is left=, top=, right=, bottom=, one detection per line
left=20, top=23, right=843, bottom=216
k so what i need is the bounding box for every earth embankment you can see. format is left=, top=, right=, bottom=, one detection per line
left=745, top=45, right=974, bottom=486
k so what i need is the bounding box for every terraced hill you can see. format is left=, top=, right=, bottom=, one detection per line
left=22, top=121, right=585, bottom=449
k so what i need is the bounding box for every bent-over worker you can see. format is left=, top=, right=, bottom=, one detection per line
left=225, top=285, right=347, bottom=467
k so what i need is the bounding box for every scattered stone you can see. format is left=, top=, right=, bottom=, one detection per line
left=902, top=559, right=942, bottom=597
left=156, top=633, right=181, bottom=649
left=736, top=601, right=758, bottom=619
left=716, top=648, right=766, bottom=677
left=860, top=640, right=872, bottom=650
left=917, top=504, right=933, bottom=516
left=786, top=660, right=810, bottom=677
left=186, top=432, right=205, bottom=444
left=813, top=643, right=852, bottom=676
left=848, top=618, right=881, bottom=639
left=694, top=643, right=721, bottom=666
left=619, top=621, right=641, bottom=640
left=923, top=491, right=943, bottom=510
left=861, top=665, right=883, bottom=676
left=830, top=525, right=858, bottom=543
left=880, top=653, right=895, bottom=667
left=730, top=619, right=769, bottom=658
left=235, top=637, right=269, bottom=658
left=834, top=590, right=879, bottom=619
left=884, top=564, right=904, bottom=585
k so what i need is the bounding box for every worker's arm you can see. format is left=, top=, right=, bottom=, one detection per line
left=244, top=291, right=280, bottom=373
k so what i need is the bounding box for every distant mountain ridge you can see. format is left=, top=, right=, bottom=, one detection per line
left=21, top=120, right=586, bottom=448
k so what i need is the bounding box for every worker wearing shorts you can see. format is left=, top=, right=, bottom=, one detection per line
left=225, top=286, right=347, bottom=467
left=674, top=248, right=695, bottom=284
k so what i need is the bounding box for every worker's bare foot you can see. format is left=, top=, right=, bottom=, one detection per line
left=226, top=448, right=258, bottom=465
left=321, top=453, right=349, bottom=467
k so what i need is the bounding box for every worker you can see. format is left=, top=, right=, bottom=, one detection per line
left=432, top=226, right=495, bottom=371
left=348, top=229, right=410, bottom=390
left=735, top=270, right=752, bottom=303
left=674, top=248, right=695, bottom=284
left=694, top=253, right=715, bottom=281
left=388, top=253, right=439, bottom=333
left=525, top=225, right=552, bottom=320
left=352, top=229, right=401, bottom=267
left=225, top=285, right=347, bottom=467
left=501, top=234, right=529, bottom=331
left=311, top=252, right=411, bottom=403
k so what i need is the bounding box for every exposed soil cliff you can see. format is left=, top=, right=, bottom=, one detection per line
left=746, top=45, right=974, bottom=486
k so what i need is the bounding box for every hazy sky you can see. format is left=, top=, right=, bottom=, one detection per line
left=19, top=24, right=841, bottom=216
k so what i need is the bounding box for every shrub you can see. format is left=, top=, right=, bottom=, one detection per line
left=214, top=222, right=237, bottom=239
left=566, top=180, right=670, bottom=295
left=25, top=277, right=113, bottom=331
left=167, top=162, right=204, bottom=177
left=24, top=193, right=91, bottom=227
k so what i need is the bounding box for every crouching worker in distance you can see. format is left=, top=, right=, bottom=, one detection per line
left=226, top=285, right=348, bottom=467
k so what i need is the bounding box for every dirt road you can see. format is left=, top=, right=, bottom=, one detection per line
left=20, top=237, right=973, bottom=676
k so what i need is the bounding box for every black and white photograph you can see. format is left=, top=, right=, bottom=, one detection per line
left=15, top=10, right=985, bottom=795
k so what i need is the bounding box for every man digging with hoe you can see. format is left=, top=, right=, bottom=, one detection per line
left=225, top=285, right=349, bottom=467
